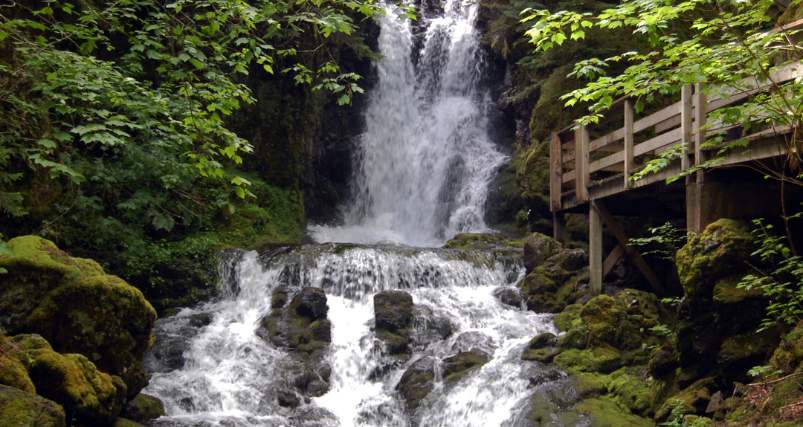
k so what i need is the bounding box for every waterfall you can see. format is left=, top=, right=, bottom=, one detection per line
left=309, top=0, right=507, bottom=247
left=143, top=245, right=562, bottom=427
left=140, top=2, right=567, bottom=426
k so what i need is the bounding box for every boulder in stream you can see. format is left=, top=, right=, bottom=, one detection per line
left=374, top=290, right=414, bottom=354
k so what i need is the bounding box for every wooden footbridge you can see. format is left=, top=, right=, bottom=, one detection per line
left=549, top=58, right=803, bottom=297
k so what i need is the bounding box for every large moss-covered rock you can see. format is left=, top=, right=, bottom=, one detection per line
left=523, top=233, right=560, bottom=274
left=441, top=351, right=489, bottom=382
left=120, top=393, right=166, bottom=423
left=396, top=356, right=437, bottom=411
left=0, top=384, right=66, bottom=427
left=654, top=377, right=716, bottom=421
left=258, top=287, right=332, bottom=353
left=676, top=219, right=755, bottom=311
left=555, top=290, right=666, bottom=367
left=0, top=331, right=36, bottom=394
left=442, top=233, right=523, bottom=250
left=0, top=236, right=157, bottom=397
left=374, top=291, right=414, bottom=354
left=27, top=347, right=126, bottom=425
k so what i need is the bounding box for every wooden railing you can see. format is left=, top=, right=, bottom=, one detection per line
left=549, top=61, right=803, bottom=212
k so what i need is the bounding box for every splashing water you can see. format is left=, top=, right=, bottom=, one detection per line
left=143, top=246, right=564, bottom=427
left=308, top=0, right=507, bottom=247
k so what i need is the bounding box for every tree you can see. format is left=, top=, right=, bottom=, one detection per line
left=521, top=0, right=803, bottom=183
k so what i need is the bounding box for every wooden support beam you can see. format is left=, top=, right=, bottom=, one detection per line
left=681, top=85, right=693, bottom=175
left=624, top=99, right=635, bottom=189
left=589, top=203, right=602, bottom=296
left=553, top=212, right=565, bottom=244
left=592, top=200, right=665, bottom=295
left=550, top=132, right=563, bottom=211
left=695, top=83, right=707, bottom=182
left=602, top=212, right=651, bottom=278
left=575, top=124, right=590, bottom=202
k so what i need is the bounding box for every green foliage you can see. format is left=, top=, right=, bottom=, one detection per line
left=523, top=0, right=803, bottom=179
left=738, top=218, right=803, bottom=332
left=629, top=221, right=690, bottom=262
left=747, top=364, right=782, bottom=379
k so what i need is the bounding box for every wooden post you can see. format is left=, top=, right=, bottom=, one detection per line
left=593, top=200, right=665, bottom=295
left=602, top=211, right=651, bottom=278
left=553, top=212, right=565, bottom=244
left=624, top=99, right=635, bottom=189
left=589, top=202, right=602, bottom=296
left=575, top=124, right=589, bottom=202
left=550, top=132, right=563, bottom=211
left=694, top=83, right=707, bottom=181
left=681, top=85, right=693, bottom=174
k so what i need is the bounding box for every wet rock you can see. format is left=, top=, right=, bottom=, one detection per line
left=290, top=287, right=328, bottom=321
left=523, top=233, right=560, bottom=274
left=257, top=287, right=332, bottom=353
left=187, top=312, right=213, bottom=328
left=143, top=312, right=211, bottom=373
left=493, top=287, right=524, bottom=308
left=121, top=393, right=166, bottom=423
left=649, top=346, right=678, bottom=378
left=374, top=291, right=414, bottom=354
left=277, top=390, right=301, bottom=408
left=442, top=233, right=521, bottom=250
left=271, top=286, right=289, bottom=309
left=655, top=377, right=716, bottom=421
left=0, top=384, right=66, bottom=427
left=0, top=236, right=157, bottom=398
left=562, top=249, right=589, bottom=272
left=374, top=291, right=413, bottom=331
left=441, top=351, right=490, bottom=382
left=113, top=418, right=147, bottom=427
left=705, top=390, right=725, bottom=419
left=396, top=356, right=437, bottom=411
left=522, top=333, right=559, bottom=363
left=410, top=306, right=452, bottom=349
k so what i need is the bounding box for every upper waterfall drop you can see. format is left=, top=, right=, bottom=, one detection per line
left=309, top=0, right=507, bottom=247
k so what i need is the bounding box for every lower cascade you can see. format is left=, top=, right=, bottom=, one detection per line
left=141, top=244, right=570, bottom=427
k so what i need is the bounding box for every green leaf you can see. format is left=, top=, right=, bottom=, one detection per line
left=146, top=50, right=161, bottom=59
left=152, top=213, right=175, bottom=232
left=37, top=139, right=57, bottom=149
left=234, top=186, right=245, bottom=198
left=0, top=240, right=16, bottom=258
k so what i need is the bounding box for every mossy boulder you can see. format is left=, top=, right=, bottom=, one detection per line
left=523, top=233, right=560, bottom=274
left=553, top=303, right=582, bottom=332
left=655, top=377, right=716, bottom=421
left=27, top=347, right=126, bottom=425
left=258, top=287, right=332, bottom=353
left=717, top=329, right=780, bottom=380
left=120, top=393, right=166, bottom=423
left=554, top=344, right=623, bottom=373
left=770, top=320, right=803, bottom=374
left=607, top=367, right=654, bottom=417
left=396, top=356, right=437, bottom=411
left=0, top=331, right=36, bottom=394
left=112, top=418, right=147, bottom=427
left=441, top=351, right=489, bottom=382
left=571, top=397, right=654, bottom=427
left=0, top=236, right=157, bottom=398
left=676, top=219, right=756, bottom=311
left=0, top=384, right=66, bottom=427
left=555, top=290, right=666, bottom=367
left=522, top=333, right=559, bottom=363
left=374, top=290, right=414, bottom=354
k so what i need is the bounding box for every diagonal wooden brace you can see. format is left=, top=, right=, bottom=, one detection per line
left=602, top=212, right=651, bottom=278
left=592, top=200, right=665, bottom=296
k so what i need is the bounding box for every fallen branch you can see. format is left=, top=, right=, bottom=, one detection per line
left=749, top=372, right=803, bottom=387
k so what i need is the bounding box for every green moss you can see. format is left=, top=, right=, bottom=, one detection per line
left=676, top=219, right=755, bottom=304
left=553, top=344, right=623, bottom=373
left=554, top=303, right=582, bottom=332
left=27, top=348, right=125, bottom=425
left=0, top=332, right=36, bottom=394
left=569, top=371, right=611, bottom=399
left=442, top=233, right=522, bottom=250
left=572, top=397, right=654, bottom=427
left=0, top=384, right=66, bottom=427
left=607, top=367, right=654, bottom=416
left=113, top=418, right=147, bottom=427
left=1, top=236, right=156, bottom=398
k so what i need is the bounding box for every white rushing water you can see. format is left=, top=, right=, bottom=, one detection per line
left=143, top=246, right=562, bottom=427
left=309, top=0, right=507, bottom=247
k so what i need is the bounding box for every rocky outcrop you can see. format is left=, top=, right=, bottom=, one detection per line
left=0, top=333, right=127, bottom=425
left=0, top=384, right=66, bottom=427
left=374, top=291, right=414, bottom=354
left=521, top=333, right=559, bottom=363
left=120, top=394, right=166, bottom=423
left=256, top=286, right=333, bottom=399
left=523, top=233, right=560, bottom=274
left=0, top=236, right=157, bottom=398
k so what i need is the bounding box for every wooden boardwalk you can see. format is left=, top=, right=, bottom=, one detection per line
left=548, top=58, right=803, bottom=296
